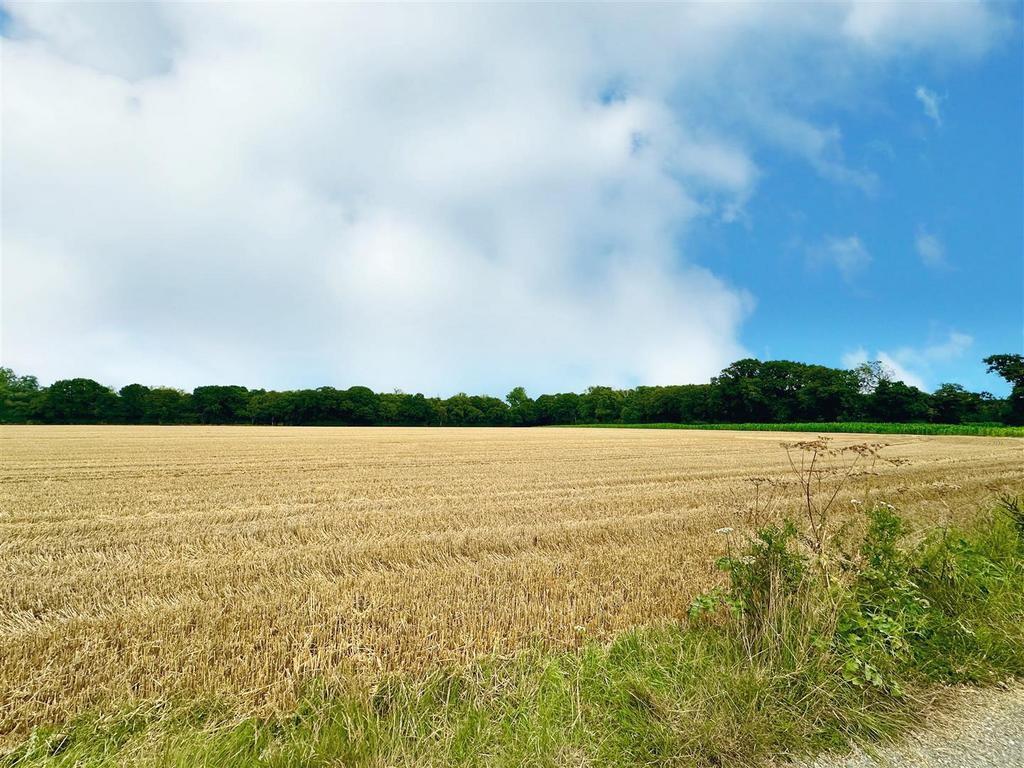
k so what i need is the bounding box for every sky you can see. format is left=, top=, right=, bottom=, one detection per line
left=1, top=2, right=1021, bottom=397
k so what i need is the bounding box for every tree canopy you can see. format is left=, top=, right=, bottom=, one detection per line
left=984, top=354, right=1024, bottom=425
left=0, top=356, right=1015, bottom=427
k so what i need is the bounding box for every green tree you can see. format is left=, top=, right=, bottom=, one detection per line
left=342, top=386, right=379, bottom=425
left=145, top=387, right=193, bottom=423
left=444, top=393, right=484, bottom=425
left=796, top=366, right=860, bottom=421
left=247, top=390, right=285, bottom=425
left=579, top=386, right=623, bottom=423
left=0, top=367, right=41, bottom=423
left=931, top=383, right=974, bottom=424
left=534, top=393, right=579, bottom=425
left=867, top=380, right=931, bottom=423
left=472, top=395, right=509, bottom=426
left=192, top=385, right=250, bottom=424
left=35, top=378, right=119, bottom=423
left=119, top=384, right=151, bottom=424
left=852, top=360, right=892, bottom=394
left=984, top=354, right=1024, bottom=425
left=396, top=392, right=431, bottom=425
left=712, top=359, right=771, bottom=422
left=506, top=386, right=535, bottom=426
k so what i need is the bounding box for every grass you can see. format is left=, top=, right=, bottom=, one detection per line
left=566, top=422, right=1024, bottom=437
left=0, top=631, right=913, bottom=767
left=5, top=498, right=1023, bottom=767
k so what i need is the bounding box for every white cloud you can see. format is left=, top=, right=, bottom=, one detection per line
left=2, top=2, right=176, bottom=80
left=900, top=331, right=974, bottom=365
left=841, top=347, right=871, bottom=370
left=876, top=353, right=928, bottom=391
left=0, top=3, right=1009, bottom=393
left=843, top=331, right=974, bottom=392
left=843, top=3, right=1007, bottom=57
left=756, top=110, right=878, bottom=193
left=812, top=236, right=872, bottom=283
left=915, top=227, right=950, bottom=269
left=915, top=86, right=944, bottom=126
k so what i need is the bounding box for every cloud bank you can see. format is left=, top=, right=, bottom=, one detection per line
left=0, top=3, right=1008, bottom=393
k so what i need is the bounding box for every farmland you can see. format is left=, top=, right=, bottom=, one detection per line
left=1, top=425, right=1022, bottom=744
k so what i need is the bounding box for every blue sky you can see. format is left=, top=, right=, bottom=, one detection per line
left=1, top=3, right=1021, bottom=396
left=690, top=38, right=1023, bottom=396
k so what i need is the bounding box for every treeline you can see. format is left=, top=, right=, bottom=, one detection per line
left=2, top=355, right=1022, bottom=427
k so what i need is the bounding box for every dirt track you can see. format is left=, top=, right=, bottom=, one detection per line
left=798, top=683, right=1024, bottom=768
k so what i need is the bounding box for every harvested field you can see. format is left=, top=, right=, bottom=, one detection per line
left=1, top=425, right=1021, bottom=737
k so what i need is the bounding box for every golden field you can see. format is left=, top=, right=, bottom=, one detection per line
left=1, top=425, right=1021, bottom=736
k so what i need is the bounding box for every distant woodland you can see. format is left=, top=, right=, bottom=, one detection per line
left=2, top=355, right=1022, bottom=427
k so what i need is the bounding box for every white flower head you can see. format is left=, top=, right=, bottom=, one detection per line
left=715, top=527, right=734, bottom=535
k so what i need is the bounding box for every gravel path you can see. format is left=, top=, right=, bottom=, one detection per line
left=798, top=684, right=1024, bottom=768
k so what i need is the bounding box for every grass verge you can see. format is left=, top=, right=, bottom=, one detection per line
left=4, top=500, right=1023, bottom=767
left=560, top=422, right=1024, bottom=437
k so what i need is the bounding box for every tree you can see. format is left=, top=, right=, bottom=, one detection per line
left=247, top=390, right=285, bottom=425
left=396, top=392, right=432, bottom=425
left=192, top=385, right=250, bottom=424
left=712, top=359, right=771, bottom=422
left=0, top=367, right=41, bottom=423
left=35, top=378, right=119, bottom=423
left=534, top=393, right=579, bottom=425
left=342, top=386, right=379, bottom=425
left=984, top=354, right=1024, bottom=385
left=119, top=384, right=152, bottom=424
left=984, top=354, right=1024, bottom=425
left=506, top=386, right=535, bottom=426
left=579, top=386, right=623, bottom=423
left=146, top=387, right=193, bottom=424
left=2, top=354, right=1015, bottom=428
left=444, top=393, right=484, bottom=425
left=931, top=383, right=974, bottom=424
left=851, top=360, right=893, bottom=394
left=376, top=392, right=403, bottom=425
left=796, top=366, right=860, bottom=421
left=427, top=397, right=448, bottom=426
left=867, top=380, right=931, bottom=422
left=974, top=391, right=1004, bottom=423
left=472, top=395, right=509, bottom=426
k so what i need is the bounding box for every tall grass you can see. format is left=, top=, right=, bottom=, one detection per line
left=6, top=493, right=1023, bottom=767
left=567, top=422, right=1024, bottom=437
